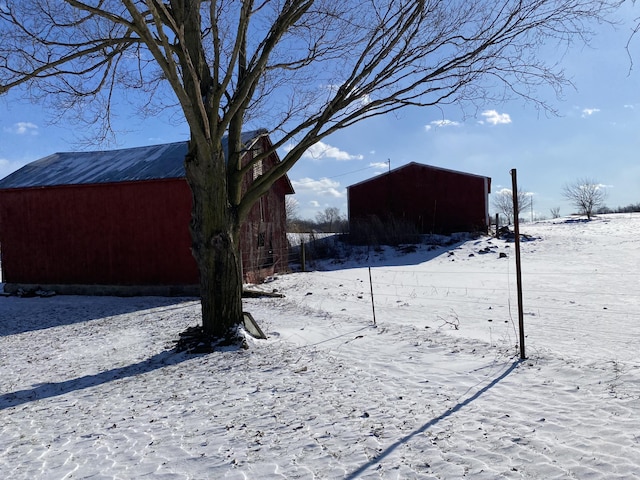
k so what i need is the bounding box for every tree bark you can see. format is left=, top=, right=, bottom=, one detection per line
left=185, top=142, right=244, bottom=338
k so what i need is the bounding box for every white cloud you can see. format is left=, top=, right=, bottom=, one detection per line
left=309, top=200, right=320, bottom=207
left=581, top=108, right=600, bottom=118
left=292, top=177, right=344, bottom=198
left=4, top=122, right=39, bottom=135
left=301, top=141, right=363, bottom=162
left=496, top=187, right=536, bottom=196
left=481, top=110, right=512, bottom=125
left=369, top=162, right=389, bottom=170
left=425, top=119, right=460, bottom=131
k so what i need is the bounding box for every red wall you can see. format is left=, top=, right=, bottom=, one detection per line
left=348, top=163, right=489, bottom=235
left=0, top=136, right=294, bottom=287
left=0, top=179, right=199, bottom=285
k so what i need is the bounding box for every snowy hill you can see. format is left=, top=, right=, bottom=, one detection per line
left=1, top=214, right=640, bottom=478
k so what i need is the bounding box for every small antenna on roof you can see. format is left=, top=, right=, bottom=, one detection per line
left=387, top=159, right=391, bottom=172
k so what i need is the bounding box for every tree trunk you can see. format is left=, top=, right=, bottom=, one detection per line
left=185, top=143, right=244, bottom=339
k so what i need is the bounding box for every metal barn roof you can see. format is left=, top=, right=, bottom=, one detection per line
left=346, top=161, right=491, bottom=191
left=0, top=129, right=266, bottom=189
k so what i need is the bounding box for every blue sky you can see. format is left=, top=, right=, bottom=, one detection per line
left=1, top=5, right=639, bottom=222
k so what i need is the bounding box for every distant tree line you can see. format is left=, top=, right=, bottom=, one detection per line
left=595, top=203, right=640, bottom=215
left=286, top=199, right=348, bottom=233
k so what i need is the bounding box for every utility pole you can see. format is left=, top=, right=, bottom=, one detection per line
left=530, top=195, right=534, bottom=223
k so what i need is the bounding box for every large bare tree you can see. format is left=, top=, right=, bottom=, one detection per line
left=562, top=178, right=607, bottom=219
left=0, top=0, right=620, bottom=342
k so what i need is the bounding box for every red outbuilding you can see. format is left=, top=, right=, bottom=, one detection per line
left=348, top=162, right=491, bottom=241
left=0, top=130, right=294, bottom=295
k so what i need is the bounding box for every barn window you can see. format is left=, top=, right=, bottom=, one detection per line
left=257, top=232, right=266, bottom=247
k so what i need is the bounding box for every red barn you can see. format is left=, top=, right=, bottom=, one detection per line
left=0, top=130, right=294, bottom=295
left=348, top=162, right=491, bottom=241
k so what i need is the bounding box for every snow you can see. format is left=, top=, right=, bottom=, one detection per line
left=2, top=214, right=640, bottom=479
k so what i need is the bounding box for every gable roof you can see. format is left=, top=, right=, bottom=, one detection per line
left=0, top=129, right=267, bottom=190
left=347, top=161, right=491, bottom=191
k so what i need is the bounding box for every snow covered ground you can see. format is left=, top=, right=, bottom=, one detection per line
left=2, top=214, right=640, bottom=479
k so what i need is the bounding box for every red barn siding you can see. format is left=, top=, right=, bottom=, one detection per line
left=348, top=163, right=490, bottom=236
left=0, top=135, right=293, bottom=291
left=0, top=179, right=198, bottom=286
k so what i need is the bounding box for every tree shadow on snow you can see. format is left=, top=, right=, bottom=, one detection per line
left=560, top=217, right=593, bottom=224
left=0, top=347, right=197, bottom=411
left=345, top=359, right=522, bottom=479
left=0, top=295, right=197, bottom=336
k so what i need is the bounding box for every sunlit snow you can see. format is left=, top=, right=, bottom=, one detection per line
left=2, top=214, right=640, bottom=478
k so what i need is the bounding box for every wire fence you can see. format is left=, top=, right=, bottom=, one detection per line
left=264, top=234, right=640, bottom=361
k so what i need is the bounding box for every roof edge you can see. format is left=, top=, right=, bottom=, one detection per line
left=347, top=161, right=491, bottom=190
